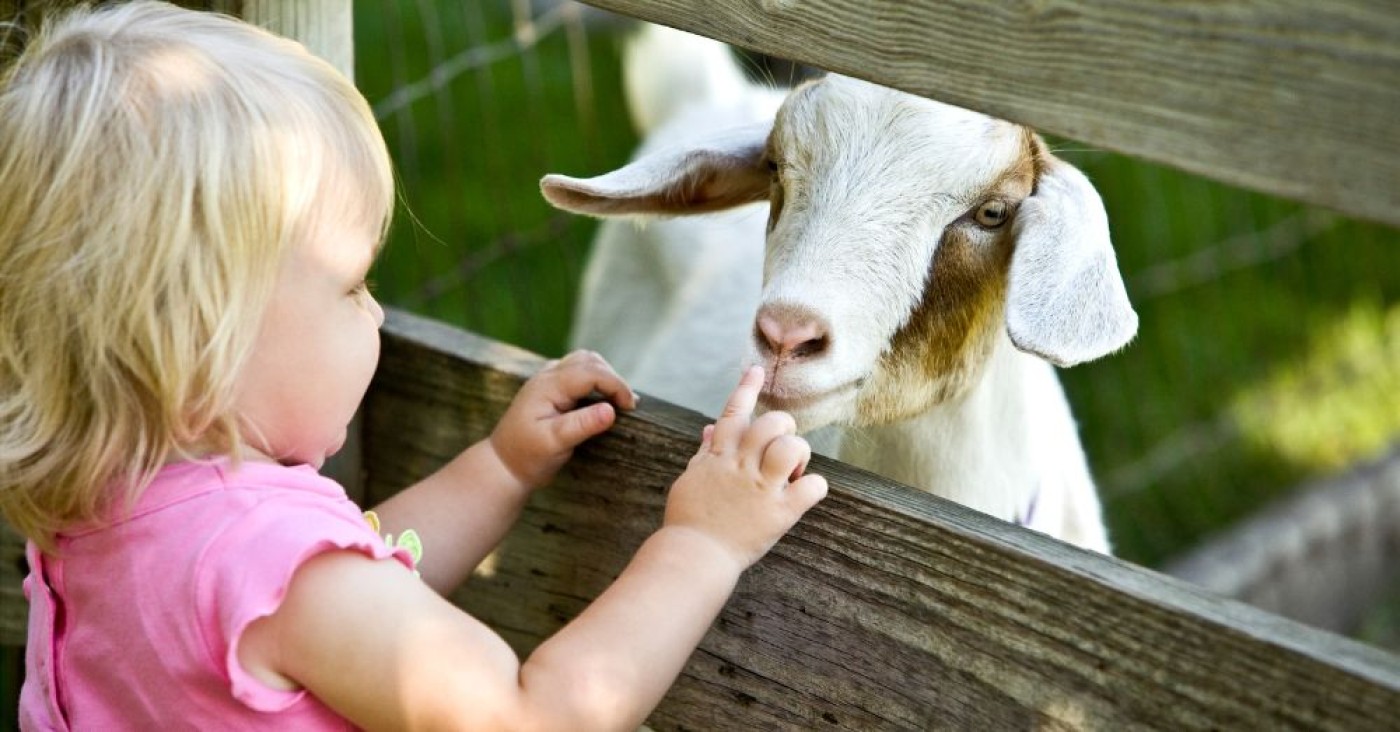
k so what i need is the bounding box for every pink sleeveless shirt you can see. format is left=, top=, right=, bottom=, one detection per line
left=20, top=459, right=414, bottom=730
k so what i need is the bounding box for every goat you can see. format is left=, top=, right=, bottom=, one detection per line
left=543, top=25, right=1136, bottom=553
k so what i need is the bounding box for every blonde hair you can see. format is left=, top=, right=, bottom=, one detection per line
left=0, top=1, right=394, bottom=549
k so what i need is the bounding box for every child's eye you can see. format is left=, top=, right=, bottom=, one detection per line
left=351, top=279, right=374, bottom=297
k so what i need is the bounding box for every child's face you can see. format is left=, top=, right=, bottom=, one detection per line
left=231, top=215, right=385, bottom=468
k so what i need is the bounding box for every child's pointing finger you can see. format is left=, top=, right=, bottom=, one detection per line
left=710, top=365, right=763, bottom=454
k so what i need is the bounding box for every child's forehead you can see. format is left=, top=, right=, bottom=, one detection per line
left=294, top=214, right=382, bottom=274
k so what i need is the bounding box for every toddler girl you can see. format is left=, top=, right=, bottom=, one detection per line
left=0, top=2, right=827, bottom=729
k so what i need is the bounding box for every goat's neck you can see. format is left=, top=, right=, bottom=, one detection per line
left=836, top=333, right=1083, bottom=521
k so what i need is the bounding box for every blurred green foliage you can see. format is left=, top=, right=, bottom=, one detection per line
left=354, top=3, right=1400, bottom=569
left=1056, top=148, right=1400, bottom=566
left=355, top=1, right=635, bottom=356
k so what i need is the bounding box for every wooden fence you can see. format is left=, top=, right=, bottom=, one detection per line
left=1166, top=447, right=1400, bottom=638
left=0, top=0, right=1397, bottom=728
left=360, top=309, right=1399, bottom=729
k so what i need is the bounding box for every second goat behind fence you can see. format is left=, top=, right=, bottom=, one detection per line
left=543, top=25, right=1137, bottom=553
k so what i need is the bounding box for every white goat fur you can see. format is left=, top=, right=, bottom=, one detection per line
left=546, top=25, right=1137, bottom=553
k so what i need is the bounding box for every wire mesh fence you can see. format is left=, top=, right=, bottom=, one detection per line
left=354, top=0, right=630, bottom=356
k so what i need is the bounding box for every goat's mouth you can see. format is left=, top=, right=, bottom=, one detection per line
left=758, top=379, right=860, bottom=416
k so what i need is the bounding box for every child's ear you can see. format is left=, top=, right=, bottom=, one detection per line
left=540, top=121, right=773, bottom=217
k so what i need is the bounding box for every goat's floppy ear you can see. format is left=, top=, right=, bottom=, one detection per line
left=540, top=121, right=772, bottom=217
left=1006, top=157, right=1137, bottom=367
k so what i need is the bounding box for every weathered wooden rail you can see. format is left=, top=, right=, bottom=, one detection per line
left=1166, top=446, right=1400, bottom=638
left=360, top=310, right=1399, bottom=729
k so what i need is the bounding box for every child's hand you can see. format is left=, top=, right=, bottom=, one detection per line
left=664, top=366, right=828, bottom=570
left=490, top=350, right=637, bottom=489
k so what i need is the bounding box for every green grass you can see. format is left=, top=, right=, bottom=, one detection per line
left=354, top=3, right=1400, bottom=569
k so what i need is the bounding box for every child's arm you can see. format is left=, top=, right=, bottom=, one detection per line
left=368, top=350, right=637, bottom=593
left=239, top=366, right=826, bottom=731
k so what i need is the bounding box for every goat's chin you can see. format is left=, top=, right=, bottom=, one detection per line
left=758, top=387, right=858, bottom=434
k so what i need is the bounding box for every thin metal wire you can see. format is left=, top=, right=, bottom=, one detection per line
left=371, top=3, right=570, bottom=122
left=398, top=214, right=577, bottom=309
left=378, top=1, right=601, bottom=351
left=383, top=1, right=421, bottom=183
left=1130, top=210, right=1340, bottom=299
left=408, top=0, right=488, bottom=330
left=563, top=3, right=599, bottom=170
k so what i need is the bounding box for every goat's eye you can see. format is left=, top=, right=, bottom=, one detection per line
left=973, top=200, right=1009, bottom=229
left=767, top=158, right=781, bottom=175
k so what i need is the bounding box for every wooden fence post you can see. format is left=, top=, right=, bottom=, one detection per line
left=233, top=0, right=353, bottom=80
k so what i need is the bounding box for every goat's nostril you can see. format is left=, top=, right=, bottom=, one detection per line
left=756, top=312, right=804, bottom=356
left=755, top=307, right=830, bottom=360
left=791, top=334, right=829, bottom=359
left=755, top=315, right=781, bottom=356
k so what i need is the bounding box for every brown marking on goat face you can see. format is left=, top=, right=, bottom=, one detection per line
left=854, top=130, right=1042, bottom=425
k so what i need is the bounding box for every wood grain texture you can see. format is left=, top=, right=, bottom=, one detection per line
left=362, top=309, right=1400, bottom=730
left=577, top=0, right=1400, bottom=229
